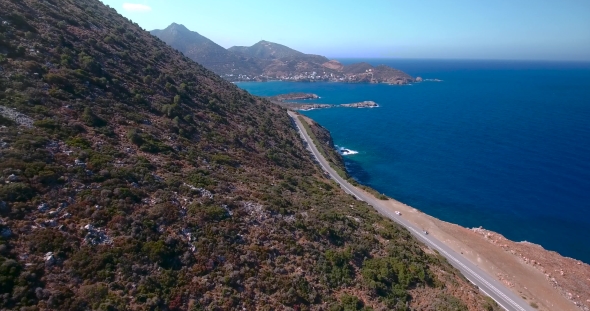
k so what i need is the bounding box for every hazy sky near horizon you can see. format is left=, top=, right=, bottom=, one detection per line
left=100, top=0, right=590, bottom=61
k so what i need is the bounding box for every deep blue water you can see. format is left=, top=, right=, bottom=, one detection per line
left=238, top=59, right=590, bottom=263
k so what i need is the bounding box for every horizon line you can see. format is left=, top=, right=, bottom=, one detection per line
left=325, top=57, right=590, bottom=63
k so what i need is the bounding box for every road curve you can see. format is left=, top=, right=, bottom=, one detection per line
left=289, top=111, right=535, bottom=311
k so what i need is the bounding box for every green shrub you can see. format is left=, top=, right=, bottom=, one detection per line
left=127, top=129, right=143, bottom=146
left=431, top=294, right=469, bottom=311
left=188, top=204, right=228, bottom=222
left=68, top=247, right=119, bottom=280
left=78, top=283, right=109, bottom=307
left=67, top=136, right=92, bottom=149
left=161, top=103, right=180, bottom=118
left=0, top=115, right=15, bottom=126
left=187, top=170, right=214, bottom=188
left=0, top=183, right=34, bottom=202
left=27, top=229, right=70, bottom=254
left=483, top=297, right=499, bottom=311
left=139, top=137, right=171, bottom=153
left=79, top=53, right=101, bottom=74
left=318, top=249, right=354, bottom=288
left=8, top=13, right=36, bottom=32
left=44, top=73, right=70, bottom=86
left=211, top=154, right=237, bottom=167
left=142, top=240, right=170, bottom=263
left=34, top=119, right=60, bottom=130
left=0, top=257, right=22, bottom=294
left=82, top=107, right=106, bottom=127
left=329, top=294, right=372, bottom=311
left=88, top=152, right=113, bottom=170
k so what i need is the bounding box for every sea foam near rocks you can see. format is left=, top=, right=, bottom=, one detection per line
left=336, top=145, right=358, bottom=156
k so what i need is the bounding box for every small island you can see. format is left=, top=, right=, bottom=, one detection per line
left=296, top=104, right=333, bottom=111
left=268, top=93, right=319, bottom=101
left=340, top=101, right=379, bottom=108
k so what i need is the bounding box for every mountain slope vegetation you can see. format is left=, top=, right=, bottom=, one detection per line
left=0, top=0, right=498, bottom=310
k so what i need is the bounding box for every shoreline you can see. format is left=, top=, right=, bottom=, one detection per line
left=233, top=79, right=416, bottom=85
left=295, top=113, right=589, bottom=311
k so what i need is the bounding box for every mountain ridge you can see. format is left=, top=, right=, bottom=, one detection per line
left=152, top=24, right=416, bottom=84
left=150, top=23, right=264, bottom=76
left=228, top=40, right=306, bottom=60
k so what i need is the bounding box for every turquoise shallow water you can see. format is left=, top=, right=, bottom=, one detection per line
left=238, top=59, right=590, bottom=263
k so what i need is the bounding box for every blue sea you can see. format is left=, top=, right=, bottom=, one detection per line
left=237, top=59, right=590, bottom=263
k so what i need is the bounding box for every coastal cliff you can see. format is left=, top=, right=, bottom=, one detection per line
left=299, top=116, right=349, bottom=178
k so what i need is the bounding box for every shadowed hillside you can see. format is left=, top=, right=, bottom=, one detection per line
left=0, top=0, right=498, bottom=310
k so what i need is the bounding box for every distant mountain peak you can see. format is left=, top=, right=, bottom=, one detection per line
left=162, top=23, right=192, bottom=34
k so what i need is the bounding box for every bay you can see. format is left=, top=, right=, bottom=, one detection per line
left=238, top=59, right=590, bottom=263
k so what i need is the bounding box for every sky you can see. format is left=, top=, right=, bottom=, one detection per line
left=100, top=0, right=590, bottom=61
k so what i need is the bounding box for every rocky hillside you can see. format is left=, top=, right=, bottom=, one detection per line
left=152, top=24, right=416, bottom=84
left=0, top=0, right=498, bottom=310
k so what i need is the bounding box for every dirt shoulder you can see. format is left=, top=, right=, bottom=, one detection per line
left=359, top=188, right=589, bottom=311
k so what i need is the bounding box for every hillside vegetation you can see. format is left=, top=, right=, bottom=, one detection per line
left=0, top=0, right=499, bottom=310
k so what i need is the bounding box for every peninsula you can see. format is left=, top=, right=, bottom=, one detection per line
left=267, top=93, right=378, bottom=110
left=268, top=92, right=319, bottom=101
left=293, top=101, right=379, bottom=111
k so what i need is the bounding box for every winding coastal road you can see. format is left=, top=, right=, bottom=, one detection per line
left=289, top=111, right=535, bottom=311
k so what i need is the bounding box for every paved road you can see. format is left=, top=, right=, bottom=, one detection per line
left=289, top=111, right=534, bottom=311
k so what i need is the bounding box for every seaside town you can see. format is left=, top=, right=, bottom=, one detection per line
left=224, top=68, right=419, bottom=84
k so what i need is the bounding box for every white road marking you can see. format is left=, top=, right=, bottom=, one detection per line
left=407, top=227, right=526, bottom=311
